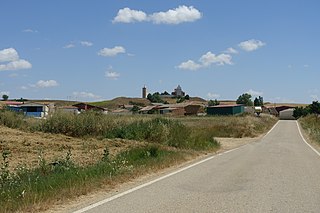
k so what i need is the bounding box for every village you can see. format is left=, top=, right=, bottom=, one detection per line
left=1, top=85, right=297, bottom=120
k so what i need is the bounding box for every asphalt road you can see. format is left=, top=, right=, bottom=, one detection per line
left=74, top=120, right=320, bottom=213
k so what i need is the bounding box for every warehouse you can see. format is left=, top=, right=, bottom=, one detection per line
left=207, top=104, right=244, bottom=116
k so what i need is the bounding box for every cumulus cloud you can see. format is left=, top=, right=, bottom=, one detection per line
left=63, top=43, right=75, bottom=49
left=73, top=91, right=101, bottom=99
left=80, top=41, right=93, bottom=47
left=246, top=89, right=263, bottom=96
left=0, top=60, right=32, bottom=71
left=105, top=71, right=120, bottom=80
left=178, top=51, right=233, bottom=71
left=23, top=29, right=38, bottom=33
left=199, top=52, right=233, bottom=66
left=113, top=8, right=147, bottom=23
left=0, top=48, right=32, bottom=71
left=239, top=39, right=266, bottom=52
left=0, top=48, right=19, bottom=62
left=98, top=46, right=126, bottom=57
left=177, top=60, right=202, bottom=71
left=113, top=5, right=202, bottom=24
left=207, top=92, right=220, bottom=99
left=32, top=80, right=59, bottom=88
left=224, top=47, right=238, bottom=54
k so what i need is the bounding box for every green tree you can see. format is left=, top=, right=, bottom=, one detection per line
left=185, top=95, right=190, bottom=100
left=147, top=93, right=164, bottom=103
left=236, top=93, right=253, bottom=106
left=208, top=99, right=220, bottom=106
left=254, top=96, right=264, bottom=106
left=2, top=94, right=9, bottom=101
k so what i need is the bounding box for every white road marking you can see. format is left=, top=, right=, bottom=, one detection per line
left=73, top=121, right=280, bottom=213
left=296, top=121, right=320, bottom=157
left=263, top=120, right=279, bottom=139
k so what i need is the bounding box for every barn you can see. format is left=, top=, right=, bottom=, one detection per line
left=207, top=105, right=244, bottom=116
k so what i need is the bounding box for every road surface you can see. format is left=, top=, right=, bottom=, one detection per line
left=74, top=120, right=320, bottom=212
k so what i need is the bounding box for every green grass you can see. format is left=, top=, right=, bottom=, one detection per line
left=0, top=145, right=186, bottom=212
left=177, top=114, right=277, bottom=138
left=299, top=115, right=320, bottom=144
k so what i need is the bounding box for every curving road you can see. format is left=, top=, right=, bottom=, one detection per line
left=74, top=120, right=320, bottom=213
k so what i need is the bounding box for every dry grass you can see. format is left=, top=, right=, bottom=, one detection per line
left=0, top=125, right=144, bottom=172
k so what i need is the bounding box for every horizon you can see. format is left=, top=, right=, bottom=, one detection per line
left=1, top=1, right=319, bottom=104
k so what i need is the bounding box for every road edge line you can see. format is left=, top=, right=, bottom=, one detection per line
left=296, top=121, right=320, bottom=157
left=73, top=121, right=280, bottom=213
left=262, top=120, right=279, bottom=139
left=72, top=147, right=240, bottom=213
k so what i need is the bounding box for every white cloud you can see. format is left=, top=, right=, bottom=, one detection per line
left=224, top=47, right=238, bottom=54
left=32, top=80, right=59, bottom=88
left=200, top=52, right=233, bottom=66
left=0, top=59, right=32, bottom=71
left=178, top=52, right=233, bottom=71
left=177, top=60, right=202, bottom=71
left=113, top=8, right=147, bottom=23
left=9, top=73, right=18, bottom=78
left=23, top=29, right=38, bottom=33
left=0, top=48, right=19, bottom=62
left=73, top=91, right=101, bottom=99
left=105, top=71, right=120, bottom=80
left=80, top=41, right=93, bottom=47
left=113, top=5, right=202, bottom=24
left=149, top=5, right=202, bottom=24
left=63, top=43, right=75, bottom=49
left=98, top=46, right=126, bottom=57
left=246, top=89, right=263, bottom=96
left=20, top=86, right=28, bottom=90
left=238, top=39, right=266, bottom=52
left=207, top=92, right=220, bottom=99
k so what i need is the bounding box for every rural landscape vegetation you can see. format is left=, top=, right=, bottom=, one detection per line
left=1, top=1, right=320, bottom=212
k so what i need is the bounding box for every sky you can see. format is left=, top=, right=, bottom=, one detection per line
left=0, top=0, right=319, bottom=103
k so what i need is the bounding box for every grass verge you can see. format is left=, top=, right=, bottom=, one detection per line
left=0, top=145, right=196, bottom=212
left=299, top=115, right=320, bottom=145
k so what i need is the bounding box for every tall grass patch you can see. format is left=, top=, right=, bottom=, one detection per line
left=300, top=115, right=320, bottom=144
left=0, top=145, right=184, bottom=212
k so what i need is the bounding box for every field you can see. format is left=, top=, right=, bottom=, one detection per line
left=0, top=110, right=277, bottom=212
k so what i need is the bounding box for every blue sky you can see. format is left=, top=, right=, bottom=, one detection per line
left=0, top=0, right=319, bottom=103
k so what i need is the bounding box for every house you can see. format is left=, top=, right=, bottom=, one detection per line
left=20, top=102, right=49, bottom=118
left=139, top=102, right=203, bottom=116
left=73, top=103, right=107, bottom=113
left=207, top=104, right=244, bottom=116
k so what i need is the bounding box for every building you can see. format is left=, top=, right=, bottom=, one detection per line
left=73, top=103, right=107, bottom=113
left=207, top=105, right=244, bottom=116
left=171, top=85, right=185, bottom=97
left=142, top=86, right=147, bottom=99
left=20, top=102, right=49, bottom=118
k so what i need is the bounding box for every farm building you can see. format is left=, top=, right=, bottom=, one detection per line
left=73, top=103, right=107, bottom=113
left=20, top=102, right=49, bottom=118
left=207, top=105, right=244, bottom=116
